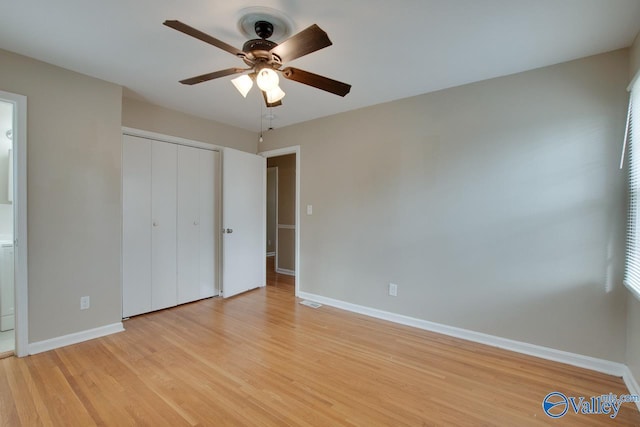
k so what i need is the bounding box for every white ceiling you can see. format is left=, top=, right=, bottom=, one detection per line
left=0, top=0, right=639, bottom=132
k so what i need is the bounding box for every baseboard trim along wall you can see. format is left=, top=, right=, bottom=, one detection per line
left=623, top=366, right=640, bottom=410
left=298, top=291, right=640, bottom=408
left=28, top=322, right=125, bottom=355
left=276, top=268, right=295, bottom=276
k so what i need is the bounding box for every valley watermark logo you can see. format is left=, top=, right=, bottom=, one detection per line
left=542, top=392, right=639, bottom=419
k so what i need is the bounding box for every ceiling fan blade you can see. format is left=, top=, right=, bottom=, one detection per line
left=270, top=24, right=332, bottom=63
left=164, top=20, right=244, bottom=57
left=179, top=68, right=245, bottom=85
left=282, top=67, right=351, bottom=97
left=262, top=90, right=283, bottom=108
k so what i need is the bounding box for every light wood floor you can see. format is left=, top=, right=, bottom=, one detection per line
left=1, top=272, right=639, bottom=425
left=266, top=255, right=295, bottom=292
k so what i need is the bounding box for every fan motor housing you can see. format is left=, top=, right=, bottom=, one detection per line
left=242, top=39, right=277, bottom=53
left=242, top=39, right=281, bottom=67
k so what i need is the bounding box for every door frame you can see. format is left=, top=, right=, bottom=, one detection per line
left=0, top=90, right=28, bottom=357
left=259, top=146, right=300, bottom=296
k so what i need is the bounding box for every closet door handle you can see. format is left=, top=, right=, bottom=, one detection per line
left=153, top=221, right=158, bottom=227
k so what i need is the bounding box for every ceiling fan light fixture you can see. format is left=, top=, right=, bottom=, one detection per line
left=266, top=86, right=286, bottom=103
left=231, top=74, right=254, bottom=97
left=256, top=68, right=279, bottom=91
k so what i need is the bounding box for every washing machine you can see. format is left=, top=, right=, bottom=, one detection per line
left=0, top=241, right=14, bottom=332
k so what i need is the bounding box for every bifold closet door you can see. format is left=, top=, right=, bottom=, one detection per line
left=122, top=135, right=152, bottom=318
left=177, top=146, right=201, bottom=304
left=177, top=145, right=217, bottom=304
left=151, top=141, right=177, bottom=311
left=178, top=146, right=215, bottom=304
left=124, top=134, right=217, bottom=317
left=199, top=149, right=218, bottom=298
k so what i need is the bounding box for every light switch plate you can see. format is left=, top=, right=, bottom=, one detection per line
left=307, top=204, right=313, bottom=215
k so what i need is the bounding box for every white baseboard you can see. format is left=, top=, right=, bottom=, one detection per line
left=622, top=366, right=640, bottom=411
left=266, top=252, right=275, bottom=257
left=28, top=322, right=124, bottom=355
left=298, top=292, right=629, bottom=379
left=276, top=268, right=295, bottom=276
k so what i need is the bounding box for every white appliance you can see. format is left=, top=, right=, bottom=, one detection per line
left=0, top=241, right=14, bottom=331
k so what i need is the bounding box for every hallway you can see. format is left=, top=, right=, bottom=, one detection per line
left=266, top=256, right=294, bottom=292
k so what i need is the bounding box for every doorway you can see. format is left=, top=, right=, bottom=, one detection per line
left=260, top=147, right=300, bottom=295
left=0, top=90, right=27, bottom=358
left=0, top=100, right=14, bottom=356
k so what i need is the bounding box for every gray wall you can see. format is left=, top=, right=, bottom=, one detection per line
left=261, top=49, right=630, bottom=362
left=266, top=167, right=277, bottom=254
left=122, top=97, right=257, bottom=154
left=0, top=48, right=123, bottom=342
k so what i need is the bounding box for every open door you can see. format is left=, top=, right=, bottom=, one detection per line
left=222, top=147, right=265, bottom=298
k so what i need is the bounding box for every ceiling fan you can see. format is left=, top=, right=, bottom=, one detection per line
left=163, top=19, right=352, bottom=107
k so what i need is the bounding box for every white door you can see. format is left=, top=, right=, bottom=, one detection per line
left=177, top=145, right=218, bottom=303
left=199, top=150, right=218, bottom=298
left=177, top=145, right=201, bottom=304
left=151, top=141, right=177, bottom=311
left=122, top=135, right=152, bottom=317
left=222, top=148, right=265, bottom=298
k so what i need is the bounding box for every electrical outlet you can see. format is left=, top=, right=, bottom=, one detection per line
left=80, top=296, right=90, bottom=310
left=389, top=283, right=398, bottom=297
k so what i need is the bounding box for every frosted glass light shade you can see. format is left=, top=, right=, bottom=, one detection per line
left=266, top=86, right=286, bottom=103
left=231, top=75, right=253, bottom=98
left=256, top=68, right=279, bottom=91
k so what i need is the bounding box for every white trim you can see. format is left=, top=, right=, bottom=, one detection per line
left=0, top=90, right=28, bottom=357
left=628, top=69, right=640, bottom=92
left=276, top=268, right=295, bottom=276
left=259, top=146, right=300, bottom=297
left=277, top=224, right=296, bottom=229
left=122, top=127, right=222, bottom=152
left=261, top=157, right=267, bottom=288
left=298, top=291, right=629, bottom=378
left=28, top=322, right=124, bottom=355
left=622, top=367, right=640, bottom=411
left=266, top=252, right=275, bottom=257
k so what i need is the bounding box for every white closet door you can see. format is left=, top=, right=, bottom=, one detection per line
left=151, top=141, right=177, bottom=311
left=199, top=150, right=217, bottom=298
left=122, top=135, right=152, bottom=318
left=222, top=148, right=265, bottom=298
left=177, top=145, right=201, bottom=304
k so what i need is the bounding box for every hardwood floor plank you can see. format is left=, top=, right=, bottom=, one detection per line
left=0, top=268, right=639, bottom=425
left=0, top=361, right=20, bottom=426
